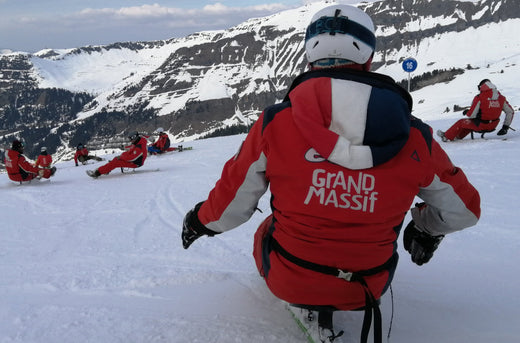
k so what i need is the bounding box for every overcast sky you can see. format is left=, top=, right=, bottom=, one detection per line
left=0, top=0, right=364, bottom=53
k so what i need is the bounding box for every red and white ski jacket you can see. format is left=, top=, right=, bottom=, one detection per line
left=74, top=148, right=89, bottom=165
left=35, top=154, right=53, bottom=168
left=4, top=149, right=39, bottom=182
left=121, top=137, right=148, bottom=166
left=197, top=68, right=481, bottom=310
left=466, top=80, right=514, bottom=126
left=152, top=133, right=171, bottom=152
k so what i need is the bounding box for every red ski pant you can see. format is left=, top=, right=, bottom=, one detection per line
left=98, top=158, right=139, bottom=175
left=445, top=118, right=499, bottom=140
left=252, top=215, right=390, bottom=311
left=8, top=168, right=54, bottom=182
left=39, top=168, right=54, bottom=178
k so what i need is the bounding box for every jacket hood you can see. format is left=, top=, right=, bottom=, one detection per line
left=288, top=69, right=412, bottom=170
left=479, top=80, right=500, bottom=100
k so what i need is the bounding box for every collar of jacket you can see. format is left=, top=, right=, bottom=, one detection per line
left=284, top=68, right=413, bottom=111
left=285, top=68, right=413, bottom=170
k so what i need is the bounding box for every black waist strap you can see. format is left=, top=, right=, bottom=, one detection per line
left=480, top=118, right=499, bottom=124
left=269, top=237, right=396, bottom=282
left=270, top=237, right=396, bottom=343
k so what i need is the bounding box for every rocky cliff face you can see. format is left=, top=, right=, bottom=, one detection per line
left=1, top=0, right=519, bottom=161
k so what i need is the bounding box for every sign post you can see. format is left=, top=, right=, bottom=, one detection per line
left=402, top=57, right=417, bottom=92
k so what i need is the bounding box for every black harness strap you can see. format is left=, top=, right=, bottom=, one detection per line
left=270, top=237, right=396, bottom=343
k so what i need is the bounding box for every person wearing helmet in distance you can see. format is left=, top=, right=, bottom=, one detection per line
left=181, top=5, right=480, bottom=343
left=5, top=139, right=56, bottom=182
left=147, top=127, right=171, bottom=155
left=35, top=147, right=53, bottom=169
left=74, top=143, right=104, bottom=166
left=86, top=131, right=148, bottom=178
left=436, top=79, right=514, bottom=141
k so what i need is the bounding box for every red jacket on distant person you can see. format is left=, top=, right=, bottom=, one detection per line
left=97, top=136, right=148, bottom=175
left=152, top=133, right=170, bottom=152
left=444, top=80, right=514, bottom=140
left=120, top=136, right=148, bottom=165
left=35, top=153, right=53, bottom=168
left=74, top=147, right=89, bottom=165
left=466, top=80, right=513, bottom=122
left=5, top=148, right=40, bottom=182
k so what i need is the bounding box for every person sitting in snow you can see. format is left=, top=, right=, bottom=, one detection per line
left=181, top=5, right=481, bottom=343
left=34, top=147, right=53, bottom=169
left=4, top=139, right=56, bottom=183
left=437, top=79, right=514, bottom=141
left=147, top=127, right=171, bottom=155
left=86, top=131, right=147, bottom=178
left=74, top=143, right=104, bottom=166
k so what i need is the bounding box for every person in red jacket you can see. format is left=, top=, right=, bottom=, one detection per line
left=148, top=127, right=171, bottom=154
left=5, top=140, right=56, bottom=183
left=437, top=79, right=514, bottom=141
left=74, top=143, right=103, bottom=166
left=181, top=5, right=480, bottom=343
left=86, top=131, right=148, bottom=178
left=35, top=147, right=53, bottom=169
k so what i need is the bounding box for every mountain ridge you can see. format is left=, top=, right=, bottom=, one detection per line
left=1, top=0, right=519, bottom=161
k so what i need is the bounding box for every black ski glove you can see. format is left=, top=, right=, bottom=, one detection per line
left=182, top=201, right=219, bottom=249
left=497, top=125, right=509, bottom=136
left=403, top=221, right=444, bottom=266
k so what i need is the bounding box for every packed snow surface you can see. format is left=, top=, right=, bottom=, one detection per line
left=1, top=116, right=519, bottom=342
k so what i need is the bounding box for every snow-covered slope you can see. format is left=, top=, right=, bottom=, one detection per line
left=1, top=0, right=519, bottom=158
left=31, top=45, right=175, bottom=94
left=23, top=1, right=520, bottom=121
left=1, top=114, right=519, bottom=342
left=33, top=8, right=520, bottom=137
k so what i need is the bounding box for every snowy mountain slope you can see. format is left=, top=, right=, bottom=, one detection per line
left=1, top=113, right=519, bottom=342
left=1, top=1, right=520, bottom=341
left=25, top=0, right=520, bottom=123
left=1, top=0, right=519, bottom=160
left=376, top=19, right=520, bottom=82
left=31, top=45, right=174, bottom=95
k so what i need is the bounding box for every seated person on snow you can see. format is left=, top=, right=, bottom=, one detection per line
left=181, top=5, right=480, bottom=343
left=74, top=143, right=104, bottom=166
left=35, top=147, right=53, bottom=169
left=4, top=140, right=56, bottom=182
left=437, top=79, right=514, bottom=141
left=86, top=131, right=148, bottom=178
left=147, top=127, right=171, bottom=154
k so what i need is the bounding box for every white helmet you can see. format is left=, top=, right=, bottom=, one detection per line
left=305, top=5, right=376, bottom=65
left=155, top=127, right=164, bottom=133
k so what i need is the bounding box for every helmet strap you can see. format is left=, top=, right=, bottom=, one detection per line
left=330, top=9, right=342, bottom=36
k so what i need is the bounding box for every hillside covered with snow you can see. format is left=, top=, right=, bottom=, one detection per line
left=1, top=0, right=519, bottom=160
left=1, top=113, right=519, bottom=342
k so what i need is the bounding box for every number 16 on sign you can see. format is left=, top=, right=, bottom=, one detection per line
left=402, top=58, right=417, bottom=92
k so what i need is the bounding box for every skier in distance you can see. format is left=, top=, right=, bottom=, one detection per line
left=86, top=131, right=147, bottom=178
left=34, top=147, right=53, bottom=169
left=147, top=127, right=171, bottom=155
left=74, top=143, right=104, bottom=166
left=5, top=139, right=56, bottom=182
left=437, top=79, right=514, bottom=141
